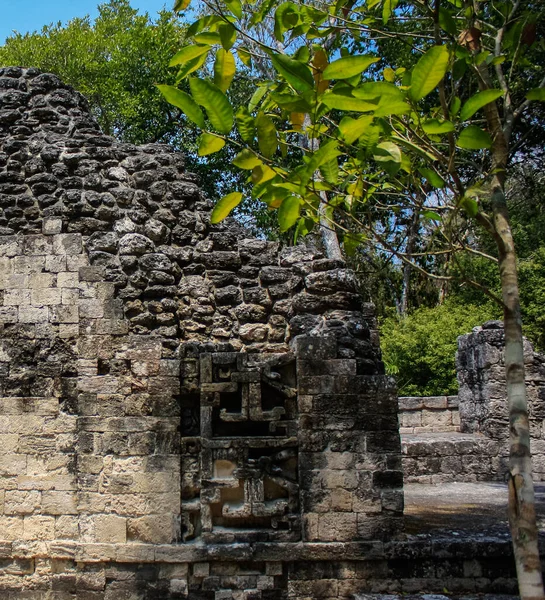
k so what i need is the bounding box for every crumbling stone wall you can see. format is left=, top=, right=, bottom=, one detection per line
left=456, top=320, right=545, bottom=480
left=0, top=67, right=403, bottom=598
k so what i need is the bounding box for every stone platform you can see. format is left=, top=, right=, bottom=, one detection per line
left=401, top=433, right=507, bottom=484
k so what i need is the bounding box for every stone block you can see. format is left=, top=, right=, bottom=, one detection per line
left=13, top=255, right=45, bottom=274
left=80, top=299, right=104, bottom=319
left=0, top=453, right=27, bottom=476
left=4, top=490, right=41, bottom=515
left=60, top=324, right=79, bottom=338
left=4, top=289, right=31, bottom=306
left=318, top=513, right=357, bottom=541
left=58, top=272, right=79, bottom=288
left=23, top=515, right=55, bottom=540
left=330, top=488, right=353, bottom=512
left=293, top=335, right=337, bottom=360
left=94, top=515, right=127, bottom=543
left=50, top=305, right=79, bottom=324
left=28, top=273, right=55, bottom=289
left=127, top=515, right=176, bottom=544
left=66, top=254, right=88, bottom=271
left=19, top=306, right=49, bottom=324
left=0, top=236, right=20, bottom=257
left=0, top=306, right=18, bottom=323
left=0, top=516, right=23, bottom=540
left=31, top=288, right=62, bottom=306
left=193, top=562, right=210, bottom=577
left=43, top=218, right=63, bottom=235
left=421, top=409, right=453, bottom=428
left=23, top=234, right=54, bottom=255
left=55, top=516, right=79, bottom=540
left=41, top=492, right=78, bottom=515
left=53, top=234, right=83, bottom=255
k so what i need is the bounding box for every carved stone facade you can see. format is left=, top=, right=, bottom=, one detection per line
left=0, top=68, right=404, bottom=598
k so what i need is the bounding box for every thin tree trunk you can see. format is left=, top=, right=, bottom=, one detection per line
left=302, top=115, right=342, bottom=261
left=399, top=208, right=419, bottom=316
left=492, top=178, right=544, bottom=599
left=473, top=38, right=545, bottom=591
left=319, top=192, right=342, bottom=261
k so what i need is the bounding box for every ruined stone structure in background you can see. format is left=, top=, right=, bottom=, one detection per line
left=399, top=321, right=545, bottom=484
left=0, top=67, right=405, bottom=598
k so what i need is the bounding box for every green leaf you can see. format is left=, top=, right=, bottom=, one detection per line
left=322, top=55, right=379, bottom=80
left=271, top=53, right=314, bottom=92
left=194, top=32, right=221, bottom=45
left=456, top=125, right=492, bottom=149
left=174, top=0, right=191, bottom=11
left=384, top=67, right=396, bottom=82
left=274, top=2, right=300, bottom=41
left=451, top=96, right=461, bottom=116
left=248, top=85, right=270, bottom=112
left=452, top=58, right=466, bottom=81
left=219, top=23, right=237, bottom=50
left=236, top=107, right=255, bottom=143
left=352, top=81, right=409, bottom=116
left=233, top=148, right=262, bottom=169
left=438, top=7, right=457, bottom=35
left=256, top=112, right=278, bottom=158
left=237, top=48, right=252, bottom=67
left=320, top=158, right=339, bottom=185
left=390, top=136, right=437, bottom=161
left=322, top=91, right=377, bottom=112
left=214, top=49, right=236, bottom=92
left=270, top=92, right=312, bottom=112
left=252, top=164, right=277, bottom=184
left=374, top=141, right=402, bottom=174
left=189, top=77, right=234, bottom=134
left=225, top=0, right=243, bottom=19
left=526, top=88, right=545, bottom=101
left=343, top=232, right=366, bottom=256
left=374, top=141, right=402, bottom=162
left=460, top=89, right=504, bottom=121
left=198, top=133, right=225, bottom=156
left=175, top=52, right=208, bottom=81
left=156, top=85, right=205, bottom=128
left=210, top=192, right=243, bottom=223
left=409, top=45, right=450, bottom=102
left=382, top=0, right=399, bottom=24
left=169, top=45, right=210, bottom=67
left=360, top=125, right=381, bottom=154
left=422, top=119, right=455, bottom=134
left=278, top=196, right=301, bottom=231
left=422, top=210, right=442, bottom=221
left=187, top=15, right=223, bottom=37
left=339, top=115, right=374, bottom=145
left=419, top=167, right=445, bottom=188
left=294, top=217, right=316, bottom=243
left=460, top=196, right=478, bottom=217
left=308, top=141, right=342, bottom=173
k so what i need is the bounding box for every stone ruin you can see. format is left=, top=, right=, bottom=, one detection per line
left=399, top=321, right=545, bottom=485
left=0, top=67, right=407, bottom=598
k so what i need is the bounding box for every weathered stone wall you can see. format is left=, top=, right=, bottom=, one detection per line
left=457, top=320, right=545, bottom=480
left=0, top=67, right=405, bottom=598
left=398, top=395, right=460, bottom=434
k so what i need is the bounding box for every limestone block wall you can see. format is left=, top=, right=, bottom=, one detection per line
left=0, top=67, right=404, bottom=598
left=398, top=395, right=460, bottom=434
left=457, top=320, right=545, bottom=480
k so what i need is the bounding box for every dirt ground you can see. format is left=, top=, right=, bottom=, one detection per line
left=404, top=481, right=545, bottom=537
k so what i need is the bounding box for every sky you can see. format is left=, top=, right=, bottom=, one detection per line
left=0, top=0, right=172, bottom=44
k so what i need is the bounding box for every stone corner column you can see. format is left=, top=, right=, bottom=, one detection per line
left=293, top=334, right=404, bottom=544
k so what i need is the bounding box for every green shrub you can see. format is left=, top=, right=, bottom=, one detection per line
left=380, top=299, right=498, bottom=396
